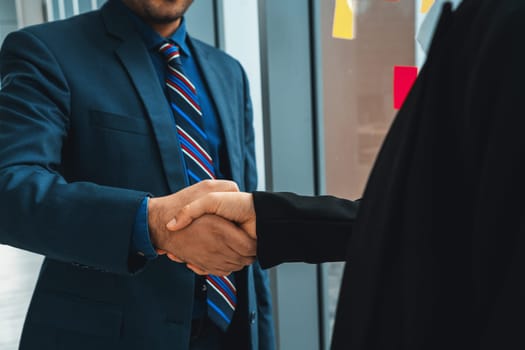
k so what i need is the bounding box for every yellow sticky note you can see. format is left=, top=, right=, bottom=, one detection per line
left=420, top=0, right=435, bottom=14
left=332, top=0, right=354, bottom=40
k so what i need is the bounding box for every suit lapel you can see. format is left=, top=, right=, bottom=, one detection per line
left=189, top=38, right=243, bottom=184
left=101, top=2, right=187, bottom=193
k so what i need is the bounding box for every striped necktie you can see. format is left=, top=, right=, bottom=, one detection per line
left=158, top=42, right=237, bottom=332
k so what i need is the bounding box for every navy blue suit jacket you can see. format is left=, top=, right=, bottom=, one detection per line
left=0, top=2, right=274, bottom=349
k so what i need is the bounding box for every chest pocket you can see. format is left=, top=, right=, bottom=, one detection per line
left=89, top=110, right=151, bottom=136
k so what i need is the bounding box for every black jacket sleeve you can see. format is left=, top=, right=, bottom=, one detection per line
left=253, top=191, right=359, bottom=269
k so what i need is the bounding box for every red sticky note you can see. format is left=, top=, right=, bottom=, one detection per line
left=393, top=66, right=418, bottom=109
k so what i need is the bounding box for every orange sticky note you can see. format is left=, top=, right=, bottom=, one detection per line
left=393, top=66, right=418, bottom=109
left=332, top=0, right=354, bottom=40
left=421, top=0, right=435, bottom=14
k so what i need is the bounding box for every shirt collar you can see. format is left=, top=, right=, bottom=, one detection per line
left=116, top=0, right=191, bottom=57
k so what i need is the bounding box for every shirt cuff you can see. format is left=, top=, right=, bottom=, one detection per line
left=131, top=197, right=158, bottom=259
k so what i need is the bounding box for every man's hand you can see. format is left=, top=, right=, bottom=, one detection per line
left=164, top=192, right=256, bottom=275
left=148, top=180, right=255, bottom=275
left=162, top=214, right=255, bottom=276
left=167, top=192, right=256, bottom=236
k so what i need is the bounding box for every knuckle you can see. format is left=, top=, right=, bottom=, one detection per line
left=242, top=241, right=254, bottom=254
left=207, top=192, right=220, bottom=202
left=201, top=179, right=212, bottom=189
left=229, top=182, right=240, bottom=192
left=180, top=204, right=191, bottom=214
left=217, top=180, right=238, bottom=192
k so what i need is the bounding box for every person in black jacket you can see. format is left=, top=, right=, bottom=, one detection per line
left=168, top=0, right=525, bottom=349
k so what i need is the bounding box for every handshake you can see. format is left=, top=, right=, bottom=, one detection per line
left=147, top=180, right=257, bottom=276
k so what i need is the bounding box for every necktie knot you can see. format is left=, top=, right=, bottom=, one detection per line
left=158, top=42, right=182, bottom=66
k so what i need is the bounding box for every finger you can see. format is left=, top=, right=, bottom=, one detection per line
left=210, top=253, right=253, bottom=274
left=235, top=256, right=256, bottom=266
left=165, top=255, right=178, bottom=262
left=212, top=270, right=234, bottom=277
left=227, top=237, right=257, bottom=258
left=156, top=249, right=167, bottom=255
left=202, top=267, right=234, bottom=277
left=166, top=253, right=184, bottom=263
left=197, top=179, right=239, bottom=193
left=186, top=263, right=208, bottom=275
left=220, top=245, right=256, bottom=266
left=222, top=225, right=257, bottom=257
left=224, top=256, right=256, bottom=269
left=166, top=194, right=222, bottom=231
left=187, top=255, right=244, bottom=276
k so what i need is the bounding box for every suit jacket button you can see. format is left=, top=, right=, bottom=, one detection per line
left=250, top=311, right=256, bottom=324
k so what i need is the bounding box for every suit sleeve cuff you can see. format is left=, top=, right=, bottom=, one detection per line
left=131, top=196, right=158, bottom=260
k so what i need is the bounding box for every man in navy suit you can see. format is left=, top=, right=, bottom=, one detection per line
left=0, top=0, right=275, bottom=349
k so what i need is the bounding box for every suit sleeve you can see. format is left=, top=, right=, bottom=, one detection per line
left=0, top=30, right=148, bottom=275
left=253, top=191, right=359, bottom=269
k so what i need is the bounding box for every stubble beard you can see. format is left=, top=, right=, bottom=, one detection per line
left=140, top=1, right=189, bottom=24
